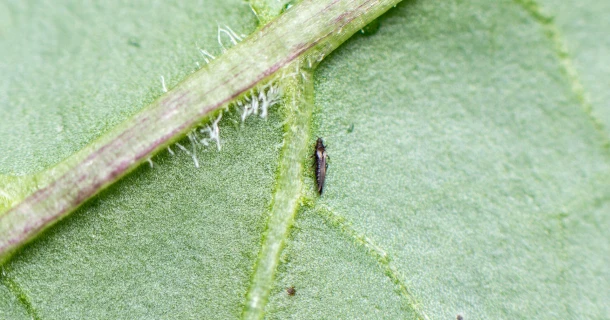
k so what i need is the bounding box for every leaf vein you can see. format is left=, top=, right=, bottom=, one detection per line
left=314, top=205, right=429, bottom=320
left=1, top=267, right=40, bottom=320
left=242, top=67, right=315, bottom=320
left=514, top=0, right=610, bottom=147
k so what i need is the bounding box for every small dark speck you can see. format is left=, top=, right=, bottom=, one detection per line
left=286, top=286, right=296, bottom=296
left=457, top=315, right=464, bottom=320
left=128, top=38, right=140, bottom=48
left=347, top=123, right=354, bottom=133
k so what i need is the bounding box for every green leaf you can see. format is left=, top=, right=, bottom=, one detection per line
left=0, top=0, right=397, bottom=262
left=532, top=0, right=610, bottom=133
left=272, top=1, right=610, bottom=318
left=1, top=0, right=609, bottom=319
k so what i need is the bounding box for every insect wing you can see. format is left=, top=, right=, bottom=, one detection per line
left=316, top=149, right=327, bottom=193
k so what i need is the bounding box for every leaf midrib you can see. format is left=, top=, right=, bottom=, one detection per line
left=3, top=0, right=609, bottom=318
left=0, top=0, right=404, bottom=264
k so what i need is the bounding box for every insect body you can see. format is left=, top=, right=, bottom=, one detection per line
left=313, top=138, right=328, bottom=194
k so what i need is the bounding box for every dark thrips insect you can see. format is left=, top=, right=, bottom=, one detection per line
left=313, top=137, right=328, bottom=194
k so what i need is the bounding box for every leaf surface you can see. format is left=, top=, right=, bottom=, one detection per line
left=536, top=0, right=610, bottom=133
left=1, top=0, right=609, bottom=319
left=265, top=1, right=610, bottom=318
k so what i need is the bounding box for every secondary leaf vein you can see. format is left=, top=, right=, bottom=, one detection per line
left=242, top=66, right=315, bottom=320
left=514, top=0, right=610, bottom=147
left=1, top=267, right=40, bottom=320
left=314, top=205, right=429, bottom=320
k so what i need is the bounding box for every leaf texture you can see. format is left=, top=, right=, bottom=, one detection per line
left=1, top=0, right=609, bottom=318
